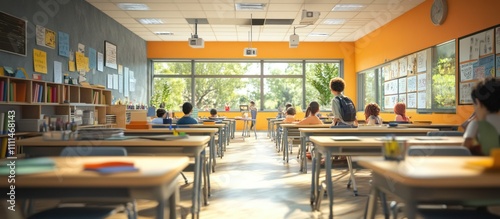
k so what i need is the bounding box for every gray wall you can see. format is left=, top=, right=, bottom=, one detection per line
left=0, top=0, right=147, bottom=104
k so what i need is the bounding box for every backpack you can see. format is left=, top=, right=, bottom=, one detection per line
left=336, top=96, right=356, bottom=122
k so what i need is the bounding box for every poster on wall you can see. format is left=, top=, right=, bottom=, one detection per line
left=417, top=73, right=427, bottom=91
left=398, top=94, right=407, bottom=105
left=407, top=93, right=417, bottom=108
left=382, top=65, right=391, bottom=80
left=407, top=75, right=417, bottom=92
left=97, top=52, right=104, bottom=72
left=417, top=91, right=426, bottom=109
left=398, top=78, right=407, bottom=93
left=399, top=57, right=407, bottom=77
left=416, top=50, right=427, bottom=73
left=384, top=95, right=398, bottom=110
left=390, top=61, right=398, bottom=78
left=58, top=31, right=69, bottom=57
left=497, top=55, right=500, bottom=75
left=474, top=55, right=495, bottom=79
left=104, top=41, right=117, bottom=69
left=33, top=49, right=47, bottom=74
left=384, top=79, right=398, bottom=95
left=407, top=53, right=416, bottom=75
left=496, top=27, right=500, bottom=54
left=460, top=62, right=475, bottom=81
left=459, top=82, right=475, bottom=104
left=35, top=25, right=56, bottom=49
left=88, top=48, right=97, bottom=70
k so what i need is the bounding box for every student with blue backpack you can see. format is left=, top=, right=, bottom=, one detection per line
left=329, top=77, right=358, bottom=127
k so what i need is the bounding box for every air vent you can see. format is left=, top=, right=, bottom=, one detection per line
left=265, top=19, right=294, bottom=25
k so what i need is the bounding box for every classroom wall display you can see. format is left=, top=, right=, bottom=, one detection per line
left=399, top=57, right=408, bottom=77
left=417, top=91, right=426, bottom=109
left=398, top=78, right=407, bottom=93
left=398, top=94, right=406, bottom=105
left=458, top=25, right=498, bottom=104
left=0, top=11, right=26, bottom=56
left=416, top=50, right=427, bottom=73
left=417, top=73, right=427, bottom=91
left=407, top=75, right=417, bottom=92
left=407, top=93, right=417, bottom=108
left=384, top=95, right=398, bottom=110
left=384, top=79, right=398, bottom=95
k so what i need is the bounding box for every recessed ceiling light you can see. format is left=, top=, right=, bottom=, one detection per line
left=323, top=19, right=346, bottom=25
left=332, top=4, right=365, bottom=11
left=117, top=3, right=149, bottom=10
left=235, top=3, right=267, bottom=10
left=308, top=32, right=330, bottom=37
left=136, top=18, right=164, bottom=25
left=154, top=32, right=174, bottom=35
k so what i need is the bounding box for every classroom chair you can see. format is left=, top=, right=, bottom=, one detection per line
left=27, top=147, right=136, bottom=219
left=477, top=121, right=500, bottom=155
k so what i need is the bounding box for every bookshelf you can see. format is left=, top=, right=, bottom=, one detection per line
left=0, top=75, right=125, bottom=134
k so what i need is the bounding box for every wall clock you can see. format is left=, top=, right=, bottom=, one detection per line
left=430, top=0, right=448, bottom=25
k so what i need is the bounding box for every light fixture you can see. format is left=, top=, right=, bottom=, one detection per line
left=323, top=19, right=346, bottom=25
left=289, top=27, right=299, bottom=48
left=235, top=3, right=267, bottom=11
left=308, top=32, right=330, bottom=37
left=154, top=32, right=174, bottom=35
left=332, top=4, right=365, bottom=11
left=136, top=18, right=163, bottom=24
left=117, top=3, right=149, bottom=10
left=188, top=19, right=204, bottom=48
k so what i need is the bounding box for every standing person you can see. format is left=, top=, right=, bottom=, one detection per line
left=364, top=103, right=382, bottom=126
left=177, top=102, right=199, bottom=125
left=249, top=100, right=258, bottom=129
left=463, top=77, right=500, bottom=155
left=224, top=103, right=230, bottom=112
left=394, top=102, right=411, bottom=122
left=298, top=101, right=323, bottom=125
left=329, top=77, right=357, bottom=126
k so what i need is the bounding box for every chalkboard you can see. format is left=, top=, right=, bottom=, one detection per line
left=0, top=11, right=26, bottom=56
left=458, top=25, right=498, bottom=104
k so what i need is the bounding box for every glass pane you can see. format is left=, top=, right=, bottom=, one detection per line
left=151, top=78, right=191, bottom=111
left=194, top=78, right=260, bottom=111
left=263, top=62, right=302, bottom=75
left=431, top=40, right=456, bottom=109
left=195, top=61, right=260, bottom=75
left=264, top=78, right=303, bottom=111
left=305, top=62, right=341, bottom=110
left=153, top=61, right=191, bottom=75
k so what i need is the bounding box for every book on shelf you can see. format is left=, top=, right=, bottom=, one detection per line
left=0, top=80, right=4, bottom=101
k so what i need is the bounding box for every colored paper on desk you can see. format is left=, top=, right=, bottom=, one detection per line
left=84, top=161, right=134, bottom=170
left=414, top=136, right=444, bottom=140
left=85, top=166, right=139, bottom=174
left=139, top=135, right=188, bottom=140
left=331, top=136, right=361, bottom=141
left=0, top=158, right=55, bottom=175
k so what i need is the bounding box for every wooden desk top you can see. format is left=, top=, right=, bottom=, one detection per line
left=0, top=156, right=189, bottom=187
left=280, top=124, right=331, bottom=128
left=309, top=136, right=464, bottom=147
left=125, top=128, right=218, bottom=134
left=358, top=157, right=500, bottom=187
left=187, top=124, right=226, bottom=128
left=17, top=136, right=211, bottom=147
left=299, top=127, right=439, bottom=133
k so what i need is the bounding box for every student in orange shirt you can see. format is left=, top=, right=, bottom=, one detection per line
left=283, top=107, right=297, bottom=123
left=298, top=101, right=323, bottom=125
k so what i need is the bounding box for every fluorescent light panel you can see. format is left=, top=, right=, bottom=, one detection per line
left=136, top=18, right=164, bottom=24
left=323, top=19, right=346, bottom=25
left=117, top=3, right=149, bottom=10
left=308, top=32, right=329, bottom=37
left=235, top=3, right=267, bottom=10
left=332, top=4, right=365, bottom=11
left=154, top=32, right=174, bottom=35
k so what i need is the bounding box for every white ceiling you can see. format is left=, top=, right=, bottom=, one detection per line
left=86, top=0, right=425, bottom=42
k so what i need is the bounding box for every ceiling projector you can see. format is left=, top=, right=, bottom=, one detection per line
left=189, top=37, right=204, bottom=48
left=289, top=34, right=299, bottom=48
left=243, top=48, right=257, bottom=56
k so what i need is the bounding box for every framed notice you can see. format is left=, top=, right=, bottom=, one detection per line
left=0, top=11, right=27, bottom=56
left=104, top=41, right=117, bottom=69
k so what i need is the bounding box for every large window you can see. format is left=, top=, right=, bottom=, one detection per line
left=151, top=60, right=342, bottom=112
left=357, top=40, right=456, bottom=113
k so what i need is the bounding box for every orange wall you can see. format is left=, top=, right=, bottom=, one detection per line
left=147, top=41, right=357, bottom=102
left=354, top=0, right=500, bottom=126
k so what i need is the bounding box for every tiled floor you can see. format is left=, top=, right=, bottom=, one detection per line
left=10, top=131, right=500, bottom=219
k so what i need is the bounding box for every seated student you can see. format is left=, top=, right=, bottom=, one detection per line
left=298, top=101, right=323, bottom=125
left=463, top=77, right=500, bottom=154
left=177, top=102, right=199, bottom=125
left=209, top=108, right=218, bottom=118
left=364, top=103, right=382, bottom=126
left=283, top=107, right=296, bottom=123
left=151, top=108, right=167, bottom=124
left=394, top=102, right=411, bottom=122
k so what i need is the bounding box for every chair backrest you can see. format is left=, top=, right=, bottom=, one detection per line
left=477, top=121, right=500, bottom=156
left=60, top=147, right=127, bottom=156
left=407, top=146, right=471, bottom=156
left=427, top=131, right=464, bottom=136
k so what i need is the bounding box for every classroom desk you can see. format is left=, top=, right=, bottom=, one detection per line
left=124, top=128, right=218, bottom=173
left=223, top=119, right=236, bottom=139
left=0, top=156, right=189, bottom=219
left=269, top=118, right=284, bottom=140
left=359, top=157, right=500, bottom=219
left=182, top=124, right=226, bottom=158
left=308, top=136, right=464, bottom=219
left=397, top=123, right=460, bottom=131
left=279, top=124, right=331, bottom=163
left=16, top=136, right=210, bottom=219
left=298, top=127, right=440, bottom=173
left=233, top=117, right=255, bottom=140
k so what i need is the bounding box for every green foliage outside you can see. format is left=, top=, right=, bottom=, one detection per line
left=432, top=57, right=456, bottom=108
left=306, top=63, right=340, bottom=109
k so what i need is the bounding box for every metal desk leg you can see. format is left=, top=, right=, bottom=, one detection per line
left=310, top=146, right=318, bottom=209
left=366, top=186, right=379, bottom=219
left=218, top=128, right=224, bottom=158
left=313, top=149, right=322, bottom=210
left=168, top=186, right=178, bottom=219
left=325, top=151, right=334, bottom=219
left=300, top=136, right=306, bottom=173
left=283, top=127, right=289, bottom=162
left=211, top=135, right=216, bottom=173
left=202, top=150, right=209, bottom=204
left=157, top=197, right=165, bottom=219
left=192, top=152, right=202, bottom=219
left=346, top=156, right=358, bottom=196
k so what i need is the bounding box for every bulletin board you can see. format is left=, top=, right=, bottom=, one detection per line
left=382, top=48, right=430, bottom=110
left=458, top=25, right=499, bottom=104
